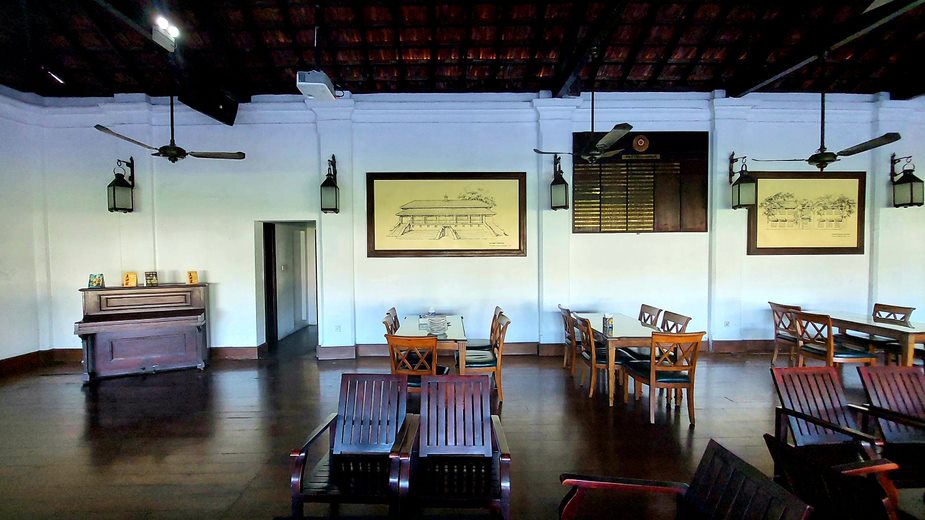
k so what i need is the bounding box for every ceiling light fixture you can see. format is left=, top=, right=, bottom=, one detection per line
left=152, top=14, right=179, bottom=52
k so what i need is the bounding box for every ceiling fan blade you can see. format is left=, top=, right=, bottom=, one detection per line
left=594, top=123, right=633, bottom=151
left=836, top=132, right=901, bottom=157
left=750, top=158, right=808, bottom=162
left=188, top=151, right=246, bottom=160
left=597, top=148, right=624, bottom=159
left=533, top=148, right=572, bottom=155
left=94, top=124, right=158, bottom=151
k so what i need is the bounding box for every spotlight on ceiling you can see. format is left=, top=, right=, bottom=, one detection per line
left=152, top=14, right=179, bottom=52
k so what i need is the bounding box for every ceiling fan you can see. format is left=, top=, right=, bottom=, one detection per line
left=533, top=69, right=632, bottom=163
left=95, top=96, right=245, bottom=163
left=752, top=91, right=900, bottom=171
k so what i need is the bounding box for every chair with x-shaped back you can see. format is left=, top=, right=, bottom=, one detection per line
left=386, top=334, right=447, bottom=392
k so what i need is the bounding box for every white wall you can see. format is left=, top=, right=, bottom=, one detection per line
left=0, top=88, right=923, bottom=359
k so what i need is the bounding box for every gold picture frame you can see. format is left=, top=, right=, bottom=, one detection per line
left=367, top=172, right=527, bottom=257
left=747, top=171, right=866, bottom=255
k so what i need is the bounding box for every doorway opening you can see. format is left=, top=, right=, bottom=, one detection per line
left=257, top=221, right=318, bottom=356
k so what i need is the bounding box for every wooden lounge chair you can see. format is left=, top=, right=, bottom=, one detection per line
left=763, top=433, right=901, bottom=520
left=289, top=373, right=415, bottom=518
left=858, top=365, right=925, bottom=489
left=407, top=375, right=512, bottom=519
left=559, top=439, right=811, bottom=520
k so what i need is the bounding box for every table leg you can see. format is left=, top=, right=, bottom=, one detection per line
left=608, top=344, right=616, bottom=407
left=458, top=341, right=467, bottom=374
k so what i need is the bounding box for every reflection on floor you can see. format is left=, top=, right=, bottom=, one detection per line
left=0, top=332, right=921, bottom=519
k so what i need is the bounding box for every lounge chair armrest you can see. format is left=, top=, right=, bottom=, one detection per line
left=290, top=412, right=337, bottom=497
left=864, top=405, right=925, bottom=430
left=832, top=458, right=899, bottom=476
left=389, top=414, right=419, bottom=496
left=560, top=473, right=689, bottom=495
left=776, top=407, right=878, bottom=444
left=292, top=412, right=338, bottom=455
left=491, top=415, right=511, bottom=460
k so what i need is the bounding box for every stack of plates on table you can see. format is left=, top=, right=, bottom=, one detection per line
left=427, top=315, right=448, bottom=333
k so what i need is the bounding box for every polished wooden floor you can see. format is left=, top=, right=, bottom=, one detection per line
left=0, top=329, right=921, bottom=519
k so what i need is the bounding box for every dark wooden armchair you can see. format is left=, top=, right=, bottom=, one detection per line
left=559, top=439, right=811, bottom=520
left=289, top=373, right=415, bottom=518
left=771, top=367, right=879, bottom=472
left=763, top=433, right=902, bottom=520
left=408, top=375, right=512, bottom=520
left=858, top=365, right=925, bottom=489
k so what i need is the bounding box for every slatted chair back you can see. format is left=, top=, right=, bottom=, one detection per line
left=660, top=311, right=691, bottom=333
left=770, top=301, right=801, bottom=337
left=858, top=365, right=925, bottom=443
left=332, top=373, right=409, bottom=455
left=418, top=375, right=493, bottom=458
left=772, top=366, right=857, bottom=445
left=872, top=303, right=915, bottom=324
left=493, top=314, right=511, bottom=354
left=558, top=304, right=578, bottom=355
left=638, top=304, right=662, bottom=326
left=386, top=335, right=439, bottom=379
left=682, top=439, right=813, bottom=520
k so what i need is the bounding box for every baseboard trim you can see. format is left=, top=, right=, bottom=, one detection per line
left=538, top=343, right=565, bottom=357
left=504, top=342, right=537, bottom=355
left=316, top=346, right=357, bottom=360
left=0, top=349, right=83, bottom=377
left=210, top=347, right=260, bottom=360
left=357, top=344, right=388, bottom=357
left=712, top=340, right=774, bottom=353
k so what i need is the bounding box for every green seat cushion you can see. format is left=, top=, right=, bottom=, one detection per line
left=835, top=331, right=896, bottom=347
left=624, top=360, right=691, bottom=383
left=801, top=344, right=875, bottom=359
left=461, top=350, right=498, bottom=368
left=616, top=347, right=645, bottom=362
left=580, top=347, right=610, bottom=364
left=775, top=332, right=799, bottom=343
left=467, top=338, right=493, bottom=351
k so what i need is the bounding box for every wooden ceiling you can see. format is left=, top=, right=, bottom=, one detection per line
left=2, top=1, right=924, bottom=101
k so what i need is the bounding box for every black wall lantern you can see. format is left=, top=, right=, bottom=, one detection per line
left=320, top=154, right=340, bottom=213
left=550, top=154, right=569, bottom=210
left=107, top=156, right=135, bottom=213
left=890, top=153, right=923, bottom=208
left=729, top=152, right=756, bottom=210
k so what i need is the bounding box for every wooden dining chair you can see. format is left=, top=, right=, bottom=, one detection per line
left=769, top=302, right=802, bottom=366
left=793, top=311, right=878, bottom=368
left=575, top=315, right=609, bottom=399
left=660, top=311, right=691, bottom=333
left=638, top=304, right=662, bottom=326
left=558, top=304, right=580, bottom=372
left=468, top=306, right=504, bottom=352
left=457, top=313, right=511, bottom=401
left=623, top=331, right=705, bottom=425
left=838, top=304, right=916, bottom=365
left=386, top=335, right=447, bottom=392
left=384, top=307, right=401, bottom=335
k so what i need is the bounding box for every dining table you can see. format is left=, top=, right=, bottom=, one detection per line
left=395, top=315, right=469, bottom=374
left=574, top=312, right=660, bottom=407
left=817, top=311, right=925, bottom=367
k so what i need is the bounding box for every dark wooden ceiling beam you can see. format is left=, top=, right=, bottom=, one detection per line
left=553, top=1, right=629, bottom=98
left=727, top=0, right=925, bottom=97
left=76, top=0, right=151, bottom=93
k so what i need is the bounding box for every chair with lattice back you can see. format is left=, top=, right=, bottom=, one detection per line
left=623, top=331, right=705, bottom=425
left=468, top=306, right=504, bottom=352
left=386, top=334, right=448, bottom=392
left=638, top=304, right=662, bottom=326
left=794, top=311, right=878, bottom=368
left=769, top=302, right=802, bottom=366
left=660, top=311, right=691, bottom=333
left=558, top=304, right=580, bottom=372
left=838, top=304, right=916, bottom=365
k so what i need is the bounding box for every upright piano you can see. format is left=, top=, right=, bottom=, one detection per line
left=74, top=284, right=209, bottom=382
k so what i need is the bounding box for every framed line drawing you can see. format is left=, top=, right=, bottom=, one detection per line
left=747, top=171, right=865, bottom=255
left=367, top=172, right=527, bottom=257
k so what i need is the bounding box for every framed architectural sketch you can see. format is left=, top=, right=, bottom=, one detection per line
left=747, top=171, right=865, bottom=255
left=367, top=172, right=527, bottom=257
